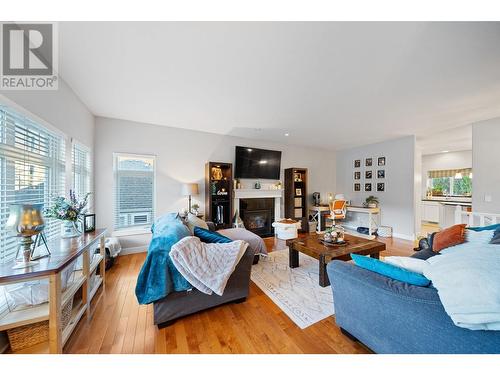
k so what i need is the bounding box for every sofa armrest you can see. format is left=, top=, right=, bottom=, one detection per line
left=327, top=260, right=441, bottom=304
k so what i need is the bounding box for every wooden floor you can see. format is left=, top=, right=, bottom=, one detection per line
left=64, top=235, right=413, bottom=354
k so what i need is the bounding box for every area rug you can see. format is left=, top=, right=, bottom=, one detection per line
left=251, top=249, right=334, bottom=329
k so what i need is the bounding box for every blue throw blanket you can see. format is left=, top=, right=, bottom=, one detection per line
left=135, top=213, right=192, bottom=304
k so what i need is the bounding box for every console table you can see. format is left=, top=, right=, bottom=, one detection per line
left=0, top=229, right=107, bottom=353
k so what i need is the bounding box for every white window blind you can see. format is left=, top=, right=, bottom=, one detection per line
left=0, top=106, right=66, bottom=265
left=72, top=141, right=92, bottom=205
left=113, top=153, right=155, bottom=231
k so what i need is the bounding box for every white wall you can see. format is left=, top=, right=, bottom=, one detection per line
left=472, top=118, right=500, bottom=213
left=95, top=117, right=336, bottom=250
left=421, top=150, right=472, bottom=196
left=336, top=136, right=417, bottom=240
left=0, top=80, right=95, bottom=148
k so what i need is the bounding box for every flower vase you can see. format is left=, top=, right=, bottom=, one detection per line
left=62, top=220, right=81, bottom=238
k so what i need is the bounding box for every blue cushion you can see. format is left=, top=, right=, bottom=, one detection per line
left=468, top=223, right=500, bottom=232
left=351, top=254, right=431, bottom=287
left=194, top=226, right=232, bottom=243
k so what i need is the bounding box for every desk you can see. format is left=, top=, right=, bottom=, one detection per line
left=309, top=206, right=331, bottom=233
left=344, top=206, right=380, bottom=240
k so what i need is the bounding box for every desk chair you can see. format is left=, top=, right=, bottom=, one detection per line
left=328, top=199, right=347, bottom=227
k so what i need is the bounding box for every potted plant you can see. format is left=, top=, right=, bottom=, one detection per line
left=45, top=190, right=91, bottom=238
left=364, top=195, right=379, bottom=208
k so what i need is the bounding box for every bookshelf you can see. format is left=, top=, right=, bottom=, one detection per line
left=284, top=168, right=308, bottom=232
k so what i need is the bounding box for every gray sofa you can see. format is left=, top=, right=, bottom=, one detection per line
left=154, top=246, right=254, bottom=326
left=327, top=259, right=500, bottom=353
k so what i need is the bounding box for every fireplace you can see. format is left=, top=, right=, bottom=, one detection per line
left=239, top=198, right=275, bottom=237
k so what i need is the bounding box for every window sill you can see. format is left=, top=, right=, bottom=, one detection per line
left=112, top=228, right=151, bottom=237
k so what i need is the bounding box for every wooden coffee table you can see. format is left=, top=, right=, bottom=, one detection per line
left=286, top=233, right=386, bottom=287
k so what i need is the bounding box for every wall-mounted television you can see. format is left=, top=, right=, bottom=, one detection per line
left=235, top=146, right=282, bottom=180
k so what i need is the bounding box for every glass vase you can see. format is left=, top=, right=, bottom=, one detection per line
left=61, top=220, right=81, bottom=238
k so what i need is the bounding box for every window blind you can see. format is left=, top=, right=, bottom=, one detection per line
left=72, top=141, right=92, bottom=206
left=113, top=154, right=155, bottom=230
left=428, top=168, right=472, bottom=178
left=0, top=106, right=66, bottom=265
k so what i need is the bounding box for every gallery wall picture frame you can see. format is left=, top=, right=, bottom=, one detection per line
left=294, top=197, right=302, bottom=207
left=377, top=182, right=385, bottom=192
left=365, top=170, right=372, bottom=179
left=354, top=171, right=361, bottom=180
left=365, top=183, right=372, bottom=192
left=378, top=157, right=386, bottom=166
left=354, top=159, right=361, bottom=168
left=295, top=188, right=302, bottom=196
left=365, top=158, right=373, bottom=167
left=377, top=169, right=385, bottom=179
left=354, top=183, right=361, bottom=192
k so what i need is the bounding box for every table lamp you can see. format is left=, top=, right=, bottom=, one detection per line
left=182, top=183, right=199, bottom=214
left=6, top=203, right=47, bottom=268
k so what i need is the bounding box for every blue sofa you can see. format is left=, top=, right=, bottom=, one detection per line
left=327, top=260, right=500, bottom=354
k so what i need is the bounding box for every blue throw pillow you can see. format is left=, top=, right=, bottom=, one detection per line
left=194, top=226, right=232, bottom=243
left=468, top=223, right=500, bottom=232
left=351, top=254, right=431, bottom=287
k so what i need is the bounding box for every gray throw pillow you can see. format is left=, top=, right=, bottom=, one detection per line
left=490, top=228, right=500, bottom=244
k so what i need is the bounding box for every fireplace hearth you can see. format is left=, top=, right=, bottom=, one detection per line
left=239, top=198, right=275, bottom=237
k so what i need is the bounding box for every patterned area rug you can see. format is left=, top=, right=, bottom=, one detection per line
left=251, top=249, right=334, bottom=329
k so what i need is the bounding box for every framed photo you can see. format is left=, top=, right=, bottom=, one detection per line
left=295, top=188, right=302, bottom=196
left=377, top=169, right=385, bottom=179
left=294, top=208, right=303, bottom=217
left=354, top=183, right=361, bottom=192
left=354, top=171, right=361, bottom=180
left=294, top=197, right=302, bottom=207
left=293, top=172, right=302, bottom=182
left=354, top=159, right=361, bottom=168
left=378, top=157, right=386, bottom=166
left=377, top=182, right=385, bottom=192
left=365, top=183, right=372, bottom=192
left=365, top=158, right=373, bottom=167
left=83, top=213, right=96, bottom=233
left=365, top=170, right=372, bottom=179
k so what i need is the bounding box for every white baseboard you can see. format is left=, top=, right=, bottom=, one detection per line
left=119, top=246, right=147, bottom=256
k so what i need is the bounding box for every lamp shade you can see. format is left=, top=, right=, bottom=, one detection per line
left=182, top=183, right=199, bottom=196
left=6, top=203, right=45, bottom=237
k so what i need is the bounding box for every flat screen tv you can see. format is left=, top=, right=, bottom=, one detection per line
left=235, top=146, right=282, bottom=180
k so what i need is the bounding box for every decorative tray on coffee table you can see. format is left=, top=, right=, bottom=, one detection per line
left=319, top=238, right=348, bottom=247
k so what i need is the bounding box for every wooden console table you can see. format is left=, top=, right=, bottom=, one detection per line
left=0, top=229, right=107, bottom=353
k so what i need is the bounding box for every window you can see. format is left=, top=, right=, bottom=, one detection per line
left=72, top=141, right=92, bottom=204
left=113, top=153, right=155, bottom=231
left=0, top=106, right=66, bottom=315
left=427, top=168, right=472, bottom=197
left=0, top=106, right=66, bottom=264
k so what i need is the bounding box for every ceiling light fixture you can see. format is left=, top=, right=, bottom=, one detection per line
left=442, top=150, right=449, bottom=153
left=284, top=133, right=289, bottom=137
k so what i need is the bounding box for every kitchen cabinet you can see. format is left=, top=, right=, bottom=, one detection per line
left=421, top=201, right=440, bottom=223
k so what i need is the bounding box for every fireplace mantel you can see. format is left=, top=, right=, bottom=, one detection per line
left=233, top=189, right=283, bottom=223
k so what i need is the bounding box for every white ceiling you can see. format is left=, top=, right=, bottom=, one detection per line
left=417, top=124, right=472, bottom=155
left=59, top=22, right=500, bottom=150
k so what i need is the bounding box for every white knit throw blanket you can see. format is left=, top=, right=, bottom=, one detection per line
left=170, top=236, right=248, bottom=295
